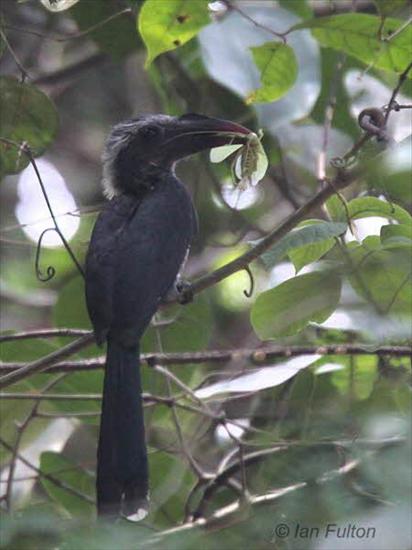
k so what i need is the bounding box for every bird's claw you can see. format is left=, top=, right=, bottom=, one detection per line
left=175, top=280, right=194, bottom=304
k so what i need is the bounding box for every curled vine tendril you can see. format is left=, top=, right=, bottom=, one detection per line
left=243, top=265, right=254, bottom=298
left=35, top=228, right=57, bottom=282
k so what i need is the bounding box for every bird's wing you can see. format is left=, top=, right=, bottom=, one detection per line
left=85, top=194, right=139, bottom=344
left=85, top=180, right=195, bottom=347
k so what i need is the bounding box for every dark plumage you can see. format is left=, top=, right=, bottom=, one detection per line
left=85, top=113, right=249, bottom=520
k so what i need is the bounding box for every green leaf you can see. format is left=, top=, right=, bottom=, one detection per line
left=374, top=0, right=408, bottom=17
left=0, top=76, right=58, bottom=175
left=327, top=196, right=412, bottom=225
left=381, top=224, right=412, bottom=248
left=246, top=41, right=298, bottom=104
left=251, top=271, right=342, bottom=338
left=292, top=14, right=412, bottom=76
left=138, top=0, right=210, bottom=67
left=261, top=221, right=347, bottom=268
left=348, top=197, right=412, bottom=225
left=70, top=2, right=140, bottom=60
left=349, top=242, right=412, bottom=313
left=289, top=239, right=336, bottom=273
left=288, top=220, right=340, bottom=272
left=39, top=451, right=94, bottom=517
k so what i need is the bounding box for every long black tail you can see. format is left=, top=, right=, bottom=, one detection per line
left=97, top=338, right=149, bottom=520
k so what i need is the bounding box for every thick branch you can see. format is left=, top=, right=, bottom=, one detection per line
left=0, top=344, right=410, bottom=374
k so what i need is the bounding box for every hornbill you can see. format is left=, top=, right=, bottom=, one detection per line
left=85, top=113, right=250, bottom=520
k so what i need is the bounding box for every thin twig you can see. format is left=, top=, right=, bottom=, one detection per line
left=0, top=139, right=84, bottom=279
left=0, top=334, right=94, bottom=389
left=384, top=60, right=412, bottom=124
left=383, top=15, right=412, bottom=43
left=4, top=373, right=66, bottom=510
left=153, top=327, right=212, bottom=481
left=0, top=28, right=30, bottom=79
left=224, top=0, right=288, bottom=42
left=3, top=8, right=132, bottom=43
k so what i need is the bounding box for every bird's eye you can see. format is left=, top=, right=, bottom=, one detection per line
left=139, top=125, right=160, bottom=139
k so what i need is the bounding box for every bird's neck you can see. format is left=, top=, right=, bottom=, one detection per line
left=103, top=161, right=176, bottom=199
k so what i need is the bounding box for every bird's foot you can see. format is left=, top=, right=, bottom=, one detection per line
left=175, top=279, right=194, bottom=305
left=163, top=279, right=194, bottom=305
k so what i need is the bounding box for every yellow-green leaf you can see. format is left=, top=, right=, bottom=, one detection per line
left=138, top=0, right=210, bottom=67
left=246, top=41, right=298, bottom=104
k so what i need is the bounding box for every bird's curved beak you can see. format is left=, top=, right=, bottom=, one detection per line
left=161, top=113, right=251, bottom=163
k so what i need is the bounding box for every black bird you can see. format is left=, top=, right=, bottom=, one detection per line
left=85, top=113, right=250, bottom=520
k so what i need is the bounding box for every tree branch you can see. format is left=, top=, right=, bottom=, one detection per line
left=1, top=344, right=410, bottom=375
left=0, top=329, right=91, bottom=343
left=0, top=334, right=94, bottom=389
left=171, top=168, right=358, bottom=299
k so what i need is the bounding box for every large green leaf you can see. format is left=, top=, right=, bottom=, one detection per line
left=246, top=41, right=298, bottom=104
left=0, top=77, right=58, bottom=175
left=381, top=224, right=412, bottom=248
left=251, top=271, right=342, bottom=338
left=39, top=451, right=94, bottom=517
left=138, top=0, right=210, bottom=67
left=287, top=220, right=342, bottom=272
left=261, top=221, right=347, bottom=268
left=349, top=242, right=412, bottom=313
left=326, top=196, right=412, bottom=225
left=292, top=14, right=412, bottom=76
left=348, top=197, right=412, bottom=225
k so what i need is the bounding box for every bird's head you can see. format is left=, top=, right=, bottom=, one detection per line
left=102, top=113, right=251, bottom=197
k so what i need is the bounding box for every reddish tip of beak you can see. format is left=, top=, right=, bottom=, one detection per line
left=214, top=119, right=251, bottom=135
